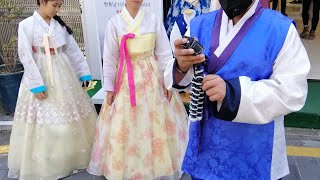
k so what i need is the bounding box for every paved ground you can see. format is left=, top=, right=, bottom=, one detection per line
left=0, top=128, right=318, bottom=180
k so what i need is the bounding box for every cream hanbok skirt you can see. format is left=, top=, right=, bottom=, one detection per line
left=8, top=46, right=97, bottom=180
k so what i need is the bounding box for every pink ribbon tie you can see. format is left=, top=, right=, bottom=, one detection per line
left=114, top=33, right=136, bottom=107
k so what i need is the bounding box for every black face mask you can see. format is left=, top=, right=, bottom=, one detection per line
left=219, top=0, right=253, bottom=19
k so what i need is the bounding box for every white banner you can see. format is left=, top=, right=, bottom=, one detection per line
left=95, top=0, right=164, bottom=54
left=81, top=0, right=163, bottom=80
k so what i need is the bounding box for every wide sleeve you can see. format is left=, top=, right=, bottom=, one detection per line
left=154, top=17, right=175, bottom=77
left=169, top=22, right=182, bottom=52
left=214, top=24, right=310, bottom=124
left=18, top=21, right=46, bottom=93
left=164, top=28, right=194, bottom=92
left=63, top=31, right=92, bottom=81
left=102, top=19, right=119, bottom=92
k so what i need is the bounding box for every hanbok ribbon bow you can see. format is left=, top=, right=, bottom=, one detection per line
left=114, top=33, right=136, bottom=107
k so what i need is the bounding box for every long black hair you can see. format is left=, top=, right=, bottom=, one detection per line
left=37, top=0, right=73, bottom=34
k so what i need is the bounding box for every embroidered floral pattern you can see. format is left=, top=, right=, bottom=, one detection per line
left=88, top=51, right=189, bottom=180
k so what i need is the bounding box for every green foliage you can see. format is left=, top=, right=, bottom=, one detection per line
left=0, top=0, right=25, bottom=74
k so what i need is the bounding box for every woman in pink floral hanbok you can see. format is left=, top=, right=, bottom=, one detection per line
left=87, top=0, right=189, bottom=179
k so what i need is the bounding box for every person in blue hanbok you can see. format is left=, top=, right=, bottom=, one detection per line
left=164, top=0, right=310, bottom=179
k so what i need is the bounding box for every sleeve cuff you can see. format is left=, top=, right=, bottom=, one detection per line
left=80, top=75, right=92, bottom=81
left=30, top=86, right=47, bottom=94
left=103, top=76, right=115, bottom=92
left=212, top=78, right=241, bottom=121
left=172, top=59, right=192, bottom=89
left=104, top=87, right=114, bottom=92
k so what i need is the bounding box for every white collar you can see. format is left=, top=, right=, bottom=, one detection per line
left=221, top=0, right=259, bottom=38
left=33, top=11, right=56, bottom=35
left=183, top=9, right=196, bottom=28
left=33, top=11, right=52, bottom=28
left=215, top=0, right=259, bottom=57
left=229, top=0, right=258, bottom=28
left=122, top=6, right=143, bottom=25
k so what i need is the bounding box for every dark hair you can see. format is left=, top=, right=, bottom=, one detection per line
left=37, top=0, right=73, bottom=34
left=53, top=15, right=73, bottom=34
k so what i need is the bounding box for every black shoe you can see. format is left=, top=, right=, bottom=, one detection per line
left=309, top=30, right=316, bottom=40
left=282, top=12, right=288, bottom=16
left=300, top=26, right=310, bottom=38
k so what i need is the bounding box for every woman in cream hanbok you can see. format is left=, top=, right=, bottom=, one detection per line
left=8, top=0, right=97, bottom=179
left=87, top=0, right=189, bottom=179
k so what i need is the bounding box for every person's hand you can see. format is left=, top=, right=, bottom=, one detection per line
left=106, top=91, right=115, bottom=106
left=202, top=75, right=226, bottom=103
left=174, top=38, right=206, bottom=72
left=163, top=85, right=172, bottom=102
left=34, top=92, right=46, bottom=100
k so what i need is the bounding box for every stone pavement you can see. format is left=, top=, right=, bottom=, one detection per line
left=0, top=127, right=318, bottom=180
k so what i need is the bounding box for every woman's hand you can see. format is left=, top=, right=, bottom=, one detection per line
left=34, top=92, right=46, bottom=100
left=106, top=91, right=115, bottom=106
left=163, top=85, right=172, bottom=102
